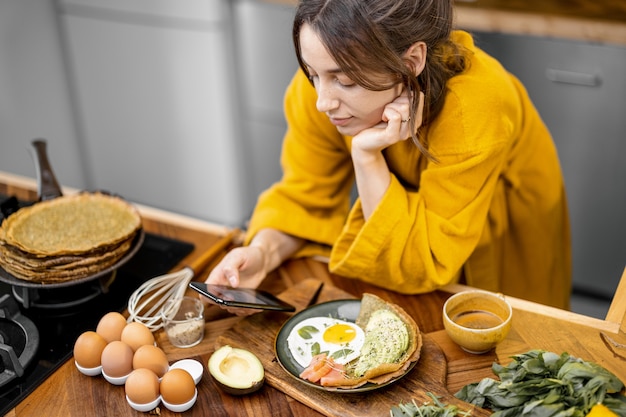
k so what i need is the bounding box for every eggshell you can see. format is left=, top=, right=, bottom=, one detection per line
left=125, top=368, right=160, bottom=404
left=73, top=331, right=107, bottom=368
left=101, top=340, right=134, bottom=378
left=170, top=359, right=203, bottom=385
left=96, top=312, right=127, bottom=343
left=132, top=345, right=169, bottom=378
left=121, top=322, right=155, bottom=352
left=160, top=368, right=196, bottom=405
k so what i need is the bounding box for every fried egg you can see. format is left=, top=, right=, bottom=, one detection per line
left=286, top=317, right=365, bottom=368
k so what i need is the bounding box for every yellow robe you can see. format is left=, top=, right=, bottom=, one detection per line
left=246, top=31, right=571, bottom=309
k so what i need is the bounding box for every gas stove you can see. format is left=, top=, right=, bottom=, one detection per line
left=0, top=194, right=194, bottom=415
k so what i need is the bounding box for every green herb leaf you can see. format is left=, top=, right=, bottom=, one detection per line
left=297, top=325, right=319, bottom=340
left=330, top=348, right=354, bottom=360
left=390, top=393, right=472, bottom=417
left=455, top=350, right=626, bottom=416
left=310, top=342, right=321, bottom=356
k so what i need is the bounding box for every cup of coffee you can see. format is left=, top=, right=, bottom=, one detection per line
left=442, top=290, right=512, bottom=354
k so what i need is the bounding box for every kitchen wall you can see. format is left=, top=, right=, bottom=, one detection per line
left=0, top=0, right=86, bottom=189
left=231, top=0, right=298, bottom=201
left=57, top=0, right=256, bottom=226
left=0, top=0, right=297, bottom=227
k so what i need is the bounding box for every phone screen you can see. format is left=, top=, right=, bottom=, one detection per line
left=189, top=282, right=295, bottom=312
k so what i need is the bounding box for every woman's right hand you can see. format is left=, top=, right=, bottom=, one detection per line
left=204, top=228, right=305, bottom=290
left=204, top=245, right=268, bottom=289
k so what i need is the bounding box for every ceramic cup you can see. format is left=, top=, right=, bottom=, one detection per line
left=443, top=290, right=512, bottom=354
left=161, top=296, right=205, bottom=348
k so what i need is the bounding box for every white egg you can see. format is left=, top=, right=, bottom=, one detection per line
left=286, top=317, right=365, bottom=368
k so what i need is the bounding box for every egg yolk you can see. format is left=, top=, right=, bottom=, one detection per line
left=323, top=323, right=357, bottom=344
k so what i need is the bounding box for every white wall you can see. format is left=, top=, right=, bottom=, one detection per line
left=0, top=0, right=85, bottom=189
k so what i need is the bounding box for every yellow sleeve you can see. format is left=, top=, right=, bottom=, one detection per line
left=245, top=69, right=353, bottom=254
left=329, top=106, right=510, bottom=294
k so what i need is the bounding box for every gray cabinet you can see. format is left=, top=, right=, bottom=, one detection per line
left=231, top=0, right=298, bottom=199
left=0, top=0, right=84, bottom=189
left=470, top=31, right=626, bottom=299
left=57, top=0, right=253, bottom=226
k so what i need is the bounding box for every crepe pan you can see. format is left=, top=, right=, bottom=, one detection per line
left=0, top=139, right=144, bottom=289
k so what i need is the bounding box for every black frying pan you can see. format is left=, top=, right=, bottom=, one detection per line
left=0, top=139, right=144, bottom=289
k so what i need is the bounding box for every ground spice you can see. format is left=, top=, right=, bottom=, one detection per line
left=165, top=319, right=204, bottom=347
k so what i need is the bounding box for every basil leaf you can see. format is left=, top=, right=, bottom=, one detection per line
left=330, top=348, right=354, bottom=360
left=297, top=325, right=319, bottom=340
left=455, top=350, right=625, bottom=416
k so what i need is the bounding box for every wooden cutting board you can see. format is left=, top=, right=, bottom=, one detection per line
left=215, top=279, right=491, bottom=417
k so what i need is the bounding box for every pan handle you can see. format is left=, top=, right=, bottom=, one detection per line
left=30, top=139, right=63, bottom=201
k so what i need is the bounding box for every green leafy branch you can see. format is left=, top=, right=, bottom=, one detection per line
left=391, top=392, right=473, bottom=417
left=454, top=350, right=626, bottom=417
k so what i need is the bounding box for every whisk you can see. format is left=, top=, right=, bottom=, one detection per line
left=127, top=228, right=240, bottom=331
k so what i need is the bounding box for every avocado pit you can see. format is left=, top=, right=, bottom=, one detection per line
left=208, top=345, right=265, bottom=395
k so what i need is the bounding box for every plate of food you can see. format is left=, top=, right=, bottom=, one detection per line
left=275, top=294, right=422, bottom=392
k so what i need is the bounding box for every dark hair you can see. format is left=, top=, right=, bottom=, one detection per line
left=293, top=0, right=468, bottom=159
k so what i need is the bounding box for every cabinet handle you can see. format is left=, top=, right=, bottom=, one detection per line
left=545, top=68, right=601, bottom=87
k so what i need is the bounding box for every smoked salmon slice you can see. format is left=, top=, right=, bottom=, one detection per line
left=300, top=353, right=349, bottom=385
left=300, top=354, right=334, bottom=383
left=319, top=363, right=347, bottom=386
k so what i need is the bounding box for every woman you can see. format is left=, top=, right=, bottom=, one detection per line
left=206, top=0, right=571, bottom=309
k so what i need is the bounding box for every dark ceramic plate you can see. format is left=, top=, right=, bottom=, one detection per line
left=274, top=299, right=417, bottom=393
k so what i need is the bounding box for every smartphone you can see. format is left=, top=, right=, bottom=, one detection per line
left=189, top=282, right=295, bottom=312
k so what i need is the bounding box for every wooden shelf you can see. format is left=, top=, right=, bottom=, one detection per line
left=260, top=0, right=626, bottom=47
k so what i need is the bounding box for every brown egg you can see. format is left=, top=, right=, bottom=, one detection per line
left=160, top=369, right=196, bottom=405
left=96, top=312, right=128, bottom=343
left=125, top=368, right=160, bottom=404
left=101, top=340, right=134, bottom=377
left=74, top=331, right=108, bottom=368
left=121, top=322, right=155, bottom=352
left=132, top=345, right=169, bottom=378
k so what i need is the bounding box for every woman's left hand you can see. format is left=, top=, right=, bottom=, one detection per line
left=351, top=90, right=424, bottom=154
left=350, top=90, right=424, bottom=219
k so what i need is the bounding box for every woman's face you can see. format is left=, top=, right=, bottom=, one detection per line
left=299, top=24, right=402, bottom=137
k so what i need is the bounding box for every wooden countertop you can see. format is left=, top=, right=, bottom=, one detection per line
left=2, top=171, right=625, bottom=417
left=262, top=0, right=626, bottom=47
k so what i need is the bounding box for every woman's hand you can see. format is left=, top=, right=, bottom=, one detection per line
left=351, top=91, right=424, bottom=219
left=205, top=245, right=268, bottom=289
left=203, top=246, right=268, bottom=316
left=351, top=91, right=424, bottom=154
left=203, top=228, right=305, bottom=315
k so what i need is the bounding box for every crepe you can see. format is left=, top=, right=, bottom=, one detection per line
left=0, top=192, right=141, bottom=283
left=0, top=237, right=133, bottom=281
left=324, top=293, right=422, bottom=388
left=1, top=192, right=141, bottom=255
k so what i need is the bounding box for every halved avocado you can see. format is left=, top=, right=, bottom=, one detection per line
left=208, top=345, right=265, bottom=395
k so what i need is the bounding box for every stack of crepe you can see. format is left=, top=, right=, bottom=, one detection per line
left=0, top=192, right=142, bottom=283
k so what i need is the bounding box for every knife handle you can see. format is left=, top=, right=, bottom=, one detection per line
left=30, top=139, right=63, bottom=201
